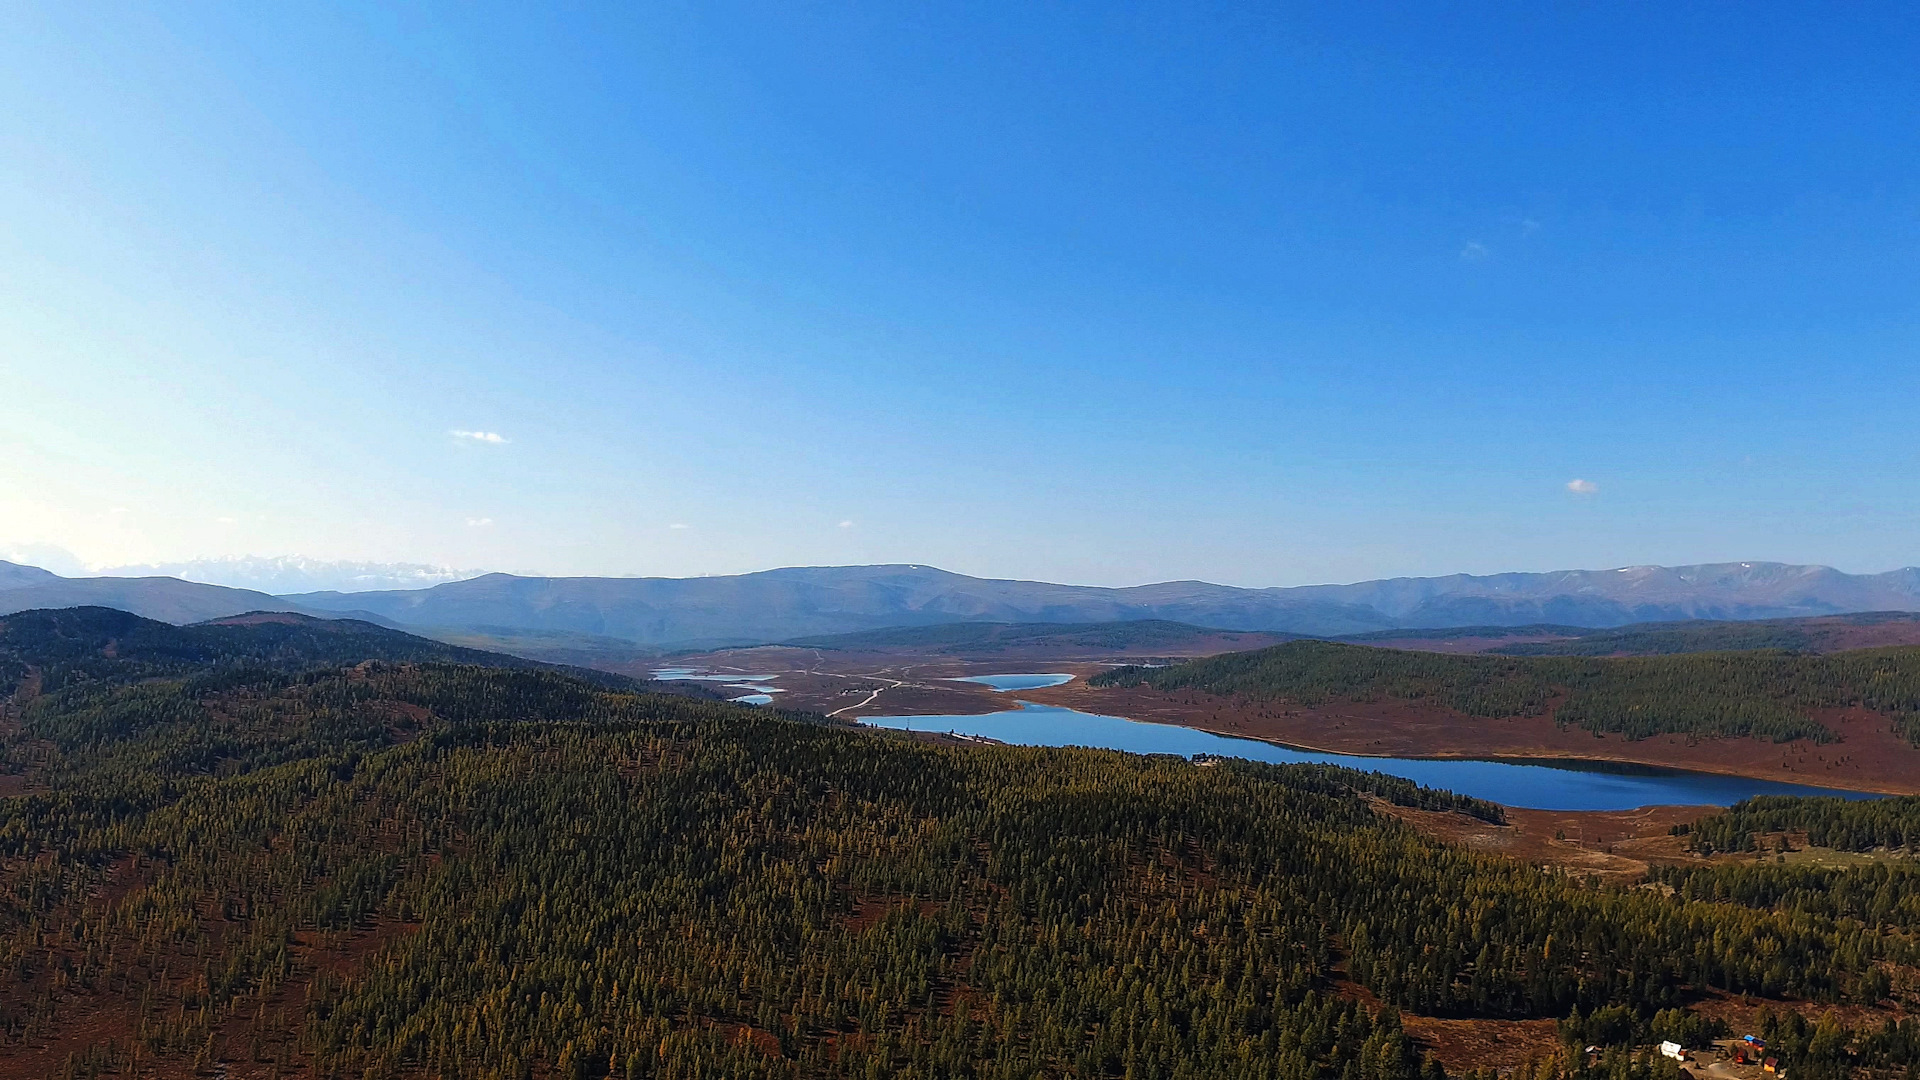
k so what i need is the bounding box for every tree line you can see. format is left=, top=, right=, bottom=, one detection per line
left=1095, top=639, right=1920, bottom=743
left=1679, top=794, right=1920, bottom=853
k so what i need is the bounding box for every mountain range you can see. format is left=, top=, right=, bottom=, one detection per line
left=0, top=563, right=340, bottom=624
left=7, top=558, right=1920, bottom=646
left=281, top=561, right=1920, bottom=642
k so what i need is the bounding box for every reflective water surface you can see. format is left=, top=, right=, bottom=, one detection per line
left=947, top=673, right=1075, bottom=692
left=860, top=701, right=1880, bottom=811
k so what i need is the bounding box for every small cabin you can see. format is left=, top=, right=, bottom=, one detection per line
left=1659, top=1042, right=1686, bottom=1061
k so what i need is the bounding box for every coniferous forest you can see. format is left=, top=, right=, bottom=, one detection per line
left=1094, top=640, right=1920, bottom=743
left=3, top=608, right=1920, bottom=1079
left=1680, top=795, right=1920, bottom=853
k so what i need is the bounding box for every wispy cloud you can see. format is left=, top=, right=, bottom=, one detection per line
left=1565, top=478, right=1598, bottom=495
left=1460, top=241, right=1489, bottom=262
left=451, top=430, right=508, bottom=444
left=466, top=517, right=494, bottom=527
left=669, top=523, right=690, bottom=530
left=99, top=555, right=480, bottom=593
left=838, top=520, right=854, bottom=528
left=216, top=516, right=237, bottom=524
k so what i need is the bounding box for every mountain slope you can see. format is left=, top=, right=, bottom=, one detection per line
left=285, top=560, right=1920, bottom=646
left=0, top=606, right=646, bottom=694
left=0, top=561, right=59, bottom=591
left=284, top=564, right=1402, bottom=643
left=0, top=573, right=315, bottom=623
left=1292, top=563, right=1920, bottom=625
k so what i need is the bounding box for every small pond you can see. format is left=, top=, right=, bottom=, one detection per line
left=947, top=673, right=1075, bottom=692
left=654, top=668, right=785, bottom=706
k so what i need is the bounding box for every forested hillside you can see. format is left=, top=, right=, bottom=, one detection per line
left=1494, top=613, right=1920, bottom=658
left=1679, top=795, right=1920, bottom=854
left=0, top=606, right=645, bottom=699
left=1497, top=622, right=1820, bottom=657
left=2, top=607, right=1919, bottom=1078
left=1093, top=640, right=1920, bottom=744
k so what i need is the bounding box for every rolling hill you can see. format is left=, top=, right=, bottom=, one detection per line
left=1091, top=638, right=1920, bottom=745
left=0, top=608, right=1911, bottom=1078
left=0, top=561, right=323, bottom=624
left=0, top=606, right=650, bottom=693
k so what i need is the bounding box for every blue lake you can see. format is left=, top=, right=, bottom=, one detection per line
left=948, top=673, right=1075, bottom=692
left=860, top=701, right=1881, bottom=811
left=654, top=668, right=785, bottom=705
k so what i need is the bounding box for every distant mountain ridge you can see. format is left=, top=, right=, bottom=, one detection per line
left=1286, top=562, right=1920, bottom=627
left=283, top=565, right=1398, bottom=643
left=283, top=560, right=1920, bottom=645
left=9, top=558, right=1920, bottom=646
left=0, top=606, right=682, bottom=710
left=0, top=561, right=60, bottom=592
left=0, top=563, right=320, bottom=623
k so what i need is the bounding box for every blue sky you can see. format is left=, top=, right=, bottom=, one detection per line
left=4, top=3, right=1917, bottom=588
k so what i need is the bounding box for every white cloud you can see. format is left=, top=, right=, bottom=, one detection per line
left=216, top=516, right=237, bottom=524
left=1460, top=241, right=1489, bottom=261
left=838, top=520, right=854, bottom=528
left=669, top=523, right=690, bottom=530
left=465, top=517, right=494, bottom=527
left=100, top=555, right=481, bottom=593
left=451, top=430, right=508, bottom=444
left=1565, top=478, right=1598, bottom=495
left=0, top=543, right=88, bottom=576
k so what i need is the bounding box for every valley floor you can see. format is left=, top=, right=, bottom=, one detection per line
left=655, top=643, right=1920, bottom=796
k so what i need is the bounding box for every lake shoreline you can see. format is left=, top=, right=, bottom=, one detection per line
left=1164, top=717, right=1920, bottom=797
left=858, top=700, right=1878, bottom=810
left=1016, top=680, right=1920, bottom=797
